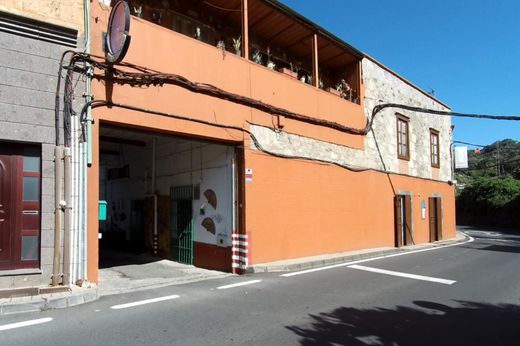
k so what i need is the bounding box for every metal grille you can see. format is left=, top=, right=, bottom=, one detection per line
left=170, top=186, right=193, bottom=265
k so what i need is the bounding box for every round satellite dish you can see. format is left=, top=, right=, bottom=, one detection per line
left=106, top=0, right=131, bottom=64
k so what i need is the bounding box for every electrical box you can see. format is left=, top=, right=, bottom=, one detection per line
left=99, top=200, right=107, bottom=221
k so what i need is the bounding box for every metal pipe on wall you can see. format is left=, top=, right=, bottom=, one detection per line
left=52, top=146, right=63, bottom=286
left=71, top=108, right=77, bottom=284
left=81, top=0, right=92, bottom=282
left=63, top=147, right=72, bottom=285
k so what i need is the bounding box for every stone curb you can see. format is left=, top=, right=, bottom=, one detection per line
left=0, top=287, right=99, bottom=316
left=247, top=231, right=470, bottom=273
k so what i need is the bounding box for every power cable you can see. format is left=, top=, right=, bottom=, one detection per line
left=61, top=52, right=520, bottom=180
left=65, top=53, right=520, bottom=139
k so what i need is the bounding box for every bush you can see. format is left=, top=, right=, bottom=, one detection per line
left=457, top=176, right=520, bottom=228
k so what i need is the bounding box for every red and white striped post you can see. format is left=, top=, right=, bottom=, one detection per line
left=231, top=231, right=248, bottom=274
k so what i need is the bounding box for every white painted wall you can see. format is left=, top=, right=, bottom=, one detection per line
left=100, top=136, right=233, bottom=247
left=155, top=140, right=233, bottom=247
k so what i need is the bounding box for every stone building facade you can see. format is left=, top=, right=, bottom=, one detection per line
left=0, top=1, right=86, bottom=289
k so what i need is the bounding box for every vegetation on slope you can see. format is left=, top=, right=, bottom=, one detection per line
left=455, top=139, right=520, bottom=228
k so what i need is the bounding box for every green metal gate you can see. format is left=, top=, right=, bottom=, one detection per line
left=171, top=186, right=194, bottom=264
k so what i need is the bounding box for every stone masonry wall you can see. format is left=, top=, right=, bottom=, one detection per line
left=251, top=58, right=452, bottom=182
left=0, top=23, right=85, bottom=288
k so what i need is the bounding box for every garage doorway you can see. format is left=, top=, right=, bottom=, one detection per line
left=98, top=125, right=239, bottom=273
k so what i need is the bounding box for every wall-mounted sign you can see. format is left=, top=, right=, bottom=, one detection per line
left=454, top=146, right=469, bottom=169
left=245, top=168, right=253, bottom=182
left=106, top=0, right=131, bottom=64
left=421, top=200, right=426, bottom=220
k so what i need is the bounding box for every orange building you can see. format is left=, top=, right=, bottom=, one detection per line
left=86, top=0, right=455, bottom=282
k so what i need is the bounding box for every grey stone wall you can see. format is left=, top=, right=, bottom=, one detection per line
left=0, top=29, right=85, bottom=288
left=362, top=58, right=452, bottom=181
left=250, top=58, right=452, bottom=182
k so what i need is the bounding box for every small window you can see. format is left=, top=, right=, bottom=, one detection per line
left=23, top=176, right=40, bottom=201
left=430, top=129, right=440, bottom=168
left=23, top=147, right=41, bottom=173
left=396, top=114, right=410, bottom=160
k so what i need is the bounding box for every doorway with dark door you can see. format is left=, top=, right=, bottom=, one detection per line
left=394, top=194, right=413, bottom=247
left=429, top=197, right=442, bottom=242
left=0, top=143, right=41, bottom=271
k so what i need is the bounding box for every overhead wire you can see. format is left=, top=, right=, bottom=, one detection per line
left=61, top=51, right=520, bottom=177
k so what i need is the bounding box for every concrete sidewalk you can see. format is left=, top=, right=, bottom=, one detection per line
left=247, top=231, right=469, bottom=273
left=98, top=259, right=232, bottom=296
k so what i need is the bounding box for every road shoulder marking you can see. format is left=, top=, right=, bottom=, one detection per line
left=281, top=232, right=474, bottom=277
left=216, top=279, right=261, bottom=290
left=0, top=317, right=53, bottom=332
left=110, top=294, right=180, bottom=310
left=348, top=264, right=456, bottom=285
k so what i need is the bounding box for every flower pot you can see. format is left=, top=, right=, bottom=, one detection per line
left=327, top=87, right=341, bottom=96
left=278, top=67, right=297, bottom=79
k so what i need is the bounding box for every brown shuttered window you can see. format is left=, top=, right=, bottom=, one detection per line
left=396, top=114, right=410, bottom=160
left=430, top=129, right=440, bottom=168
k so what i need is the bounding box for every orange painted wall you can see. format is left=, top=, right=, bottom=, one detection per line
left=86, top=3, right=455, bottom=280
left=89, top=3, right=365, bottom=148
left=244, top=149, right=456, bottom=264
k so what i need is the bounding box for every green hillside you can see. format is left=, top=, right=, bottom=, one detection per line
left=455, top=139, right=520, bottom=229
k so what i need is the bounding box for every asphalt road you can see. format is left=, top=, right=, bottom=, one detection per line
left=1, top=226, right=519, bottom=345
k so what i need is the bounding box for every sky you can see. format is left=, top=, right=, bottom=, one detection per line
left=280, top=0, right=520, bottom=147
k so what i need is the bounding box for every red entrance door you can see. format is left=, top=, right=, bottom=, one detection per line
left=0, top=148, right=14, bottom=269
left=0, top=144, right=41, bottom=270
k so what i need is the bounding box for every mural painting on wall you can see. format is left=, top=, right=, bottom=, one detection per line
left=201, top=188, right=223, bottom=235
left=204, top=189, right=217, bottom=209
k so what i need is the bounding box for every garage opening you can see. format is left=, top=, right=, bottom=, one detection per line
left=98, top=125, right=239, bottom=273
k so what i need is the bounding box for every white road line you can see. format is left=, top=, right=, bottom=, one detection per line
left=216, top=279, right=262, bottom=290
left=0, top=317, right=53, bottom=332
left=348, top=264, right=457, bottom=285
left=110, top=294, right=180, bottom=310
left=281, top=232, right=474, bottom=277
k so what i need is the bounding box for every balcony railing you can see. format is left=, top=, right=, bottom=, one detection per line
left=125, top=0, right=362, bottom=105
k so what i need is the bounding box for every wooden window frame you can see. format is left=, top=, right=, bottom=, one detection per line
left=396, top=114, right=410, bottom=161
left=430, top=129, right=440, bottom=168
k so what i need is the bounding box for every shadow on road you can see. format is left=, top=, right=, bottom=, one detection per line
left=286, top=300, right=520, bottom=345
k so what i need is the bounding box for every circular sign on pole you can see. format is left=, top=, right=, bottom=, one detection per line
left=106, top=0, right=131, bottom=64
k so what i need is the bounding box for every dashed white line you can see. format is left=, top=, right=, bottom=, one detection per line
left=0, top=317, right=53, bottom=332
left=348, top=264, right=457, bottom=285
left=216, top=279, right=262, bottom=290
left=110, top=294, right=180, bottom=310
left=281, top=232, right=474, bottom=277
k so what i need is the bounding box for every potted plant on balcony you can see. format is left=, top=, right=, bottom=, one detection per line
left=326, top=85, right=341, bottom=96
left=133, top=5, right=143, bottom=18
left=328, top=79, right=352, bottom=100
left=278, top=63, right=298, bottom=78
left=266, top=47, right=276, bottom=70
left=252, top=50, right=262, bottom=65
left=232, top=36, right=241, bottom=56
